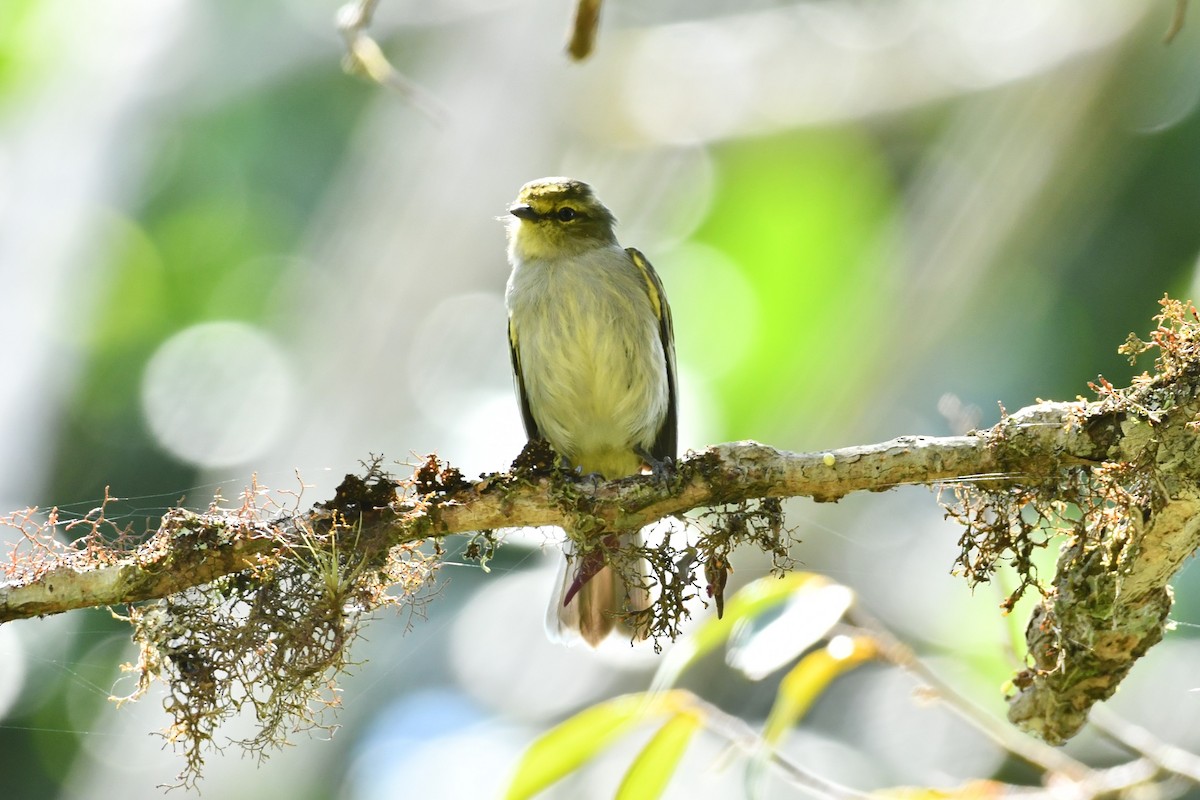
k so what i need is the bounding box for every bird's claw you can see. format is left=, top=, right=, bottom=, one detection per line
left=636, top=447, right=675, bottom=487
left=571, top=465, right=606, bottom=488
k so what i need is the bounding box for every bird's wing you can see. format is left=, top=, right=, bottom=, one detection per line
left=626, top=247, right=677, bottom=462
left=508, top=316, right=541, bottom=440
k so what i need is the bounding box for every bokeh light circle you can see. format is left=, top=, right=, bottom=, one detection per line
left=141, top=321, right=293, bottom=467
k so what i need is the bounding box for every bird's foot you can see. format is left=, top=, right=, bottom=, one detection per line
left=570, top=465, right=606, bottom=488
left=635, top=446, right=675, bottom=486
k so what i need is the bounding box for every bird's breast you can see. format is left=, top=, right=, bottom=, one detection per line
left=507, top=249, right=669, bottom=476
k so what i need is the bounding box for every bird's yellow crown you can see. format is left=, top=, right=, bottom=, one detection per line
left=506, top=177, right=618, bottom=260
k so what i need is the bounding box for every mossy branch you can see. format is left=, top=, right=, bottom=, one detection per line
left=4, top=297, right=1200, bottom=780
left=0, top=409, right=1081, bottom=626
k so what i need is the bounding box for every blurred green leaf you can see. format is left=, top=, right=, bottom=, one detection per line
left=504, top=691, right=690, bottom=800
left=650, top=572, right=831, bottom=695
left=0, top=0, right=44, bottom=96
left=746, top=637, right=877, bottom=797
left=694, top=130, right=895, bottom=439
left=726, top=582, right=856, bottom=680
left=761, top=636, right=876, bottom=746
left=153, top=197, right=290, bottom=322
left=615, top=709, right=704, bottom=800
left=84, top=211, right=169, bottom=350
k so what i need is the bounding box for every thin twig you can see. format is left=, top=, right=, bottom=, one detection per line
left=336, top=0, right=446, bottom=122
left=1089, top=704, right=1200, bottom=784
left=844, top=611, right=1094, bottom=782
left=850, top=614, right=1200, bottom=798
left=684, top=693, right=873, bottom=800
left=567, top=0, right=604, bottom=60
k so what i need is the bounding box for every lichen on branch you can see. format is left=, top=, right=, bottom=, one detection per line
left=946, top=296, right=1200, bottom=743
left=4, top=296, right=1200, bottom=779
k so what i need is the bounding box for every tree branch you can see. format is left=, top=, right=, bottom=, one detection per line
left=0, top=399, right=1081, bottom=625
left=5, top=301, right=1200, bottom=753
left=567, top=0, right=604, bottom=60
left=336, top=0, right=445, bottom=120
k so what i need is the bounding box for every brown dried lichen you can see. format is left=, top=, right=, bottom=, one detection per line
left=109, top=463, right=439, bottom=788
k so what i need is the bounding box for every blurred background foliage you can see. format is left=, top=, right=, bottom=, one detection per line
left=3, top=1, right=1200, bottom=797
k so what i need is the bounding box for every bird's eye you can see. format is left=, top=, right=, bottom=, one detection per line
left=556, top=207, right=578, bottom=222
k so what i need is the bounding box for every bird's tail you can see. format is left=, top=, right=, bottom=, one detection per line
left=546, top=531, right=650, bottom=647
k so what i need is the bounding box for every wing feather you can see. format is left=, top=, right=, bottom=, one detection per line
left=508, top=317, right=541, bottom=440
left=626, top=247, right=677, bottom=462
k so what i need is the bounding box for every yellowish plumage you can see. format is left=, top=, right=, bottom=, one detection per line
left=504, top=177, right=677, bottom=646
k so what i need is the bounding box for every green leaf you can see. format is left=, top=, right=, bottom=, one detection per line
left=649, top=572, right=831, bottom=694
left=615, top=710, right=704, bottom=800
left=745, top=637, right=877, bottom=796
left=762, top=636, right=876, bottom=746
left=726, top=582, right=856, bottom=680
left=504, top=691, right=688, bottom=800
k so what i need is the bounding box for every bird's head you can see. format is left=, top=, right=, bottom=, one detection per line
left=505, top=177, right=618, bottom=260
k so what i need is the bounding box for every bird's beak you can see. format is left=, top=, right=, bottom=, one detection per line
left=509, top=204, right=539, bottom=221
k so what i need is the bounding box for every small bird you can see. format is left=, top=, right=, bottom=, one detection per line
left=504, top=177, right=677, bottom=646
